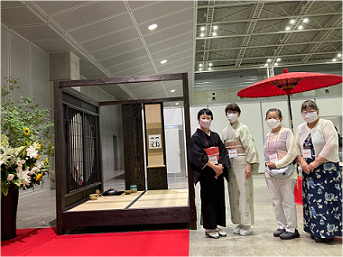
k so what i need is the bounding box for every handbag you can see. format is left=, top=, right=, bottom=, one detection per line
left=266, top=164, right=294, bottom=179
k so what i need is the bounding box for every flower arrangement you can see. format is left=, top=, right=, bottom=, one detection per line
left=1, top=77, right=54, bottom=196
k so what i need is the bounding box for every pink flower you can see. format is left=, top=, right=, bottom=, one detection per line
left=7, top=174, right=14, bottom=181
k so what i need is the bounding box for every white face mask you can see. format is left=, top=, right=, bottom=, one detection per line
left=227, top=113, right=238, bottom=123
left=266, top=119, right=281, bottom=129
left=302, top=111, right=318, bottom=123
left=199, top=119, right=211, bottom=129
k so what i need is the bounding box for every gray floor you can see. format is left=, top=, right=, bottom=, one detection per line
left=16, top=172, right=342, bottom=256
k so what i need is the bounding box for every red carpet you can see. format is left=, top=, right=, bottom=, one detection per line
left=1, top=228, right=189, bottom=256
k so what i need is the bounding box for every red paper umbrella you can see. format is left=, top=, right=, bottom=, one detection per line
left=237, top=69, right=342, bottom=131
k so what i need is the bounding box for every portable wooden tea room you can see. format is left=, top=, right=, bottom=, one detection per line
left=53, top=73, right=196, bottom=234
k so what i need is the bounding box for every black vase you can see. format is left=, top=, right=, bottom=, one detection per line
left=1, top=187, right=19, bottom=241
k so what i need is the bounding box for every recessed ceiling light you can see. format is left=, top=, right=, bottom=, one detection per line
left=290, top=19, right=295, bottom=24
left=199, top=68, right=203, bottom=71
left=267, top=59, right=271, bottom=62
left=303, top=18, right=309, bottom=23
left=200, top=33, right=205, bottom=37
left=286, top=26, right=291, bottom=31
left=208, top=67, right=212, bottom=71
left=199, top=64, right=203, bottom=67
left=298, top=25, right=303, bottom=29
left=171, top=89, right=175, bottom=92
left=208, top=63, right=212, bottom=66
left=201, top=26, right=205, bottom=31
left=175, top=102, right=179, bottom=105
left=264, top=63, right=268, bottom=67
left=333, top=58, right=337, bottom=62
left=277, top=58, right=281, bottom=61
left=274, top=63, right=278, bottom=66
left=213, top=25, right=218, bottom=30
left=337, top=53, right=342, bottom=57
left=160, top=59, right=167, bottom=64
left=212, top=32, right=217, bottom=36
left=148, top=24, right=158, bottom=30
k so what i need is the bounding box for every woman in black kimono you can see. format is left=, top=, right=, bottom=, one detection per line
left=189, top=108, right=230, bottom=239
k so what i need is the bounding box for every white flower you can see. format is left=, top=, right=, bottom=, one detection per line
left=29, top=166, right=38, bottom=175
left=16, top=165, right=23, bottom=173
left=7, top=174, right=14, bottom=181
left=35, top=160, right=44, bottom=169
left=26, top=146, right=38, bottom=159
left=17, top=167, right=31, bottom=186
left=16, top=158, right=26, bottom=167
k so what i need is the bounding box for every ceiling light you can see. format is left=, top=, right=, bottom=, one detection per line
left=267, top=59, right=271, bottom=62
left=148, top=24, right=158, bottom=30
left=208, top=63, right=212, bottom=66
left=213, top=25, right=218, bottom=30
left=298, top=25, right=303, bottom=29
left=175, top=103, right=179, bottom=105
left=199, top=68, right=203, bottom=71
left=337, top=53, right=342, bottom=57
left=208, top=67, right=212, bottom=71
left=160, top=59, right=167, bottom=64
left=274, top=63, right=278, bottom=66
left=286, top=26, right=291, bottom=31
left=277, top=58, right=281, bottom=61
left=332, top=58, right=337, bottom=62
left=199, top=64, right=203, bottom=67
left=290, top=19, right=295, bottom=24
left=303, top=18, right=309, bottom=23
left=201, top=26, right=205, bottom=31
left=200, top=33, right=205, bottom=37
left=171, top=89, right=175, bottom=93
left=212, top=32, right=217, bottom=36
left=264, top=63, right=268, bottom=67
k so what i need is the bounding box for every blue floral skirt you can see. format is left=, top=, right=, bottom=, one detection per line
left=302, top=162, right=342, bottom=238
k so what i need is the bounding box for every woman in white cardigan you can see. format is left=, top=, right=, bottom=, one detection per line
left=296, top=100, right=342, bottom=244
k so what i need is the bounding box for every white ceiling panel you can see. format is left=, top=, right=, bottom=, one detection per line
left=50, top=1, right=127, bottom=31
left=68, top=13, right=134, bottom=43
left=1, top=6, right=45, bottom=26
left=133, top=1, right=194, bottom=24
left=152, top=46, right=193, bottom=62
left=33, top=39, right=76, bottom=53
left=148, top=32, right=194, bottom=53
left=33, top=1, right=90, bottom=16
left=100, top=48, right=148, bottom=67
left=127, top=1, right=159, bottom=10
left=138, top=8, right=195, bottom=37
left=144, top=20, right=194, bottom=45
left=107, top=57, right=151, bottom=73
left=80, top=27, right=140, bottom=53
left=14, top=24, right=63, bottom=42
left=91, top=39, right=144, bottom=60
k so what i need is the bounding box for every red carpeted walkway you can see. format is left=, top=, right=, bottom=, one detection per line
left=1, top=227, right=189, bottom=256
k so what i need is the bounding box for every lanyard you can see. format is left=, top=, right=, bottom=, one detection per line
left=267, top=131, right=280, bottom=154
left=202, top=130, right=216, bottom=148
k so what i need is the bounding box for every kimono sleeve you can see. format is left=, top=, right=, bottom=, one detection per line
left=239, top=125, right=260, bottom=174
left=188, top=135, right=209, bottom=170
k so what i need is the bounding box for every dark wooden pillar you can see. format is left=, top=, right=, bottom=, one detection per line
left=122, top=104, right=145, bottom=191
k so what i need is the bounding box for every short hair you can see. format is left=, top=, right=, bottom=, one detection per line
left=225, top=103, right=241, bottom=114
left=266, top=108, right=282, bottom=119
left=197, top=108, right=213, bottom=120
left=301, top=100, right=319, bottom=112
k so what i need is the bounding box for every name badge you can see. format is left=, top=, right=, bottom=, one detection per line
left=303, top=149, right=312, bottom=158
left=209, top=155, right=218, bottom=165
left=269, top=153, right=278, bottom=162
left=228, top=149, right=238, bottom=158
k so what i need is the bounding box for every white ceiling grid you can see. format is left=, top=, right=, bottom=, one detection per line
left=1, top=0, right=196, bottom=103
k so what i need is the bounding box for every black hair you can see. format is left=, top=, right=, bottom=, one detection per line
left=301, top=100, right=319, bottom=112
left=197, top=108, right=213, bottom=120
left=266, top=108, right=282, bottom=119
left=225, top=103, right=241, bottom=114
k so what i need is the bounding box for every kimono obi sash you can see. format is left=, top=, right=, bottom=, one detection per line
left=225, top=140, right=246, bottom=154
left=203, top=146, right=219, bottom=164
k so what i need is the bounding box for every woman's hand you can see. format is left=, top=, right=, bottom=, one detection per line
left=266, top=162, right=276, bottom=169
left=213, top=163, right=224, bottom=179
left=245, top=163, right=252, bottom=179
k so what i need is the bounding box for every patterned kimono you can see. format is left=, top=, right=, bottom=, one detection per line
left=302, top=134, right=342, bottom=238
left=222, top=121, right=259, bottom=226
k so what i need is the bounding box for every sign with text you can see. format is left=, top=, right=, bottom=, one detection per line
left=149, top=134, right=162, bottom=149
